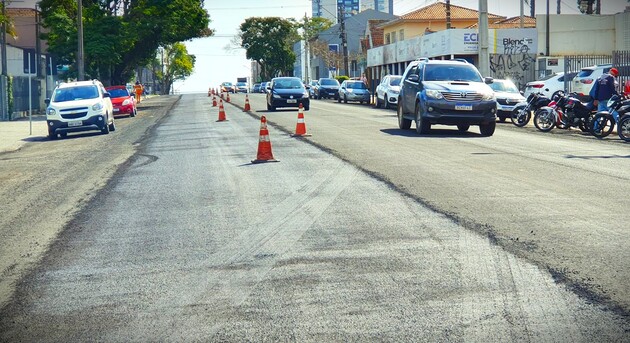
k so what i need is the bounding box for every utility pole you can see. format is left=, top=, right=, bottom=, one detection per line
left=446, top=0, right=451, bottom=29
left=1, top=0, right=8, bottom=120
left=530, top=0, right=535, bottom=17
left=77, top=0, right=84, bottom=80
left=545, top=0, right=550, bottom=56
left=339, top=6, right=349, bottom=76
left=478, top=0, right=489, bottom=76
left=304, top=12, right=309, bottom=82
left=520, top=0, right=524, bottom=28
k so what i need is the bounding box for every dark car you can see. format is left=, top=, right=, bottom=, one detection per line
left=338, top=80, right=371, bottom=104
left=397, top=58, right=497, bottom=136
left=266, top=77, right=310, bottom=111
left=314, top=78, right=340, bottom=99
left=252, top=83, right=261, bottom=93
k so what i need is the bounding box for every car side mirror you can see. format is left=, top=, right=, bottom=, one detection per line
left=520, top=91, right=524, bottom=95
left=103, top=92, right=111, bottom=98
left=45, top=98, right=50, bottom=105
left=407, top=74, right=419, bottom=83
left=484, top=77, right=494, bottom=84
left=305, top=85, right=310, bottom=89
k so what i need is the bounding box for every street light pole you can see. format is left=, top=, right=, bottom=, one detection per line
left=1, top=0, right=8, bottom=120
left=77, top=0, right=84, bottom=80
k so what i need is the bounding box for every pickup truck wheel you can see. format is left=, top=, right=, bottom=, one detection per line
left=479, top=122, right=496, bottom=136
left=457, top=124, right=470, bottom=132
left=397, top=103, right=411, bottom=129
left=101, top=120, right=110, bottom=135
left=415, top=104, right=430, bottom=134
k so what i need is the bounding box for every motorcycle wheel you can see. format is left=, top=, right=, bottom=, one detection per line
left=618, top=115, right=630, bottom=142
left=511, top=105, right=530, bottom=127
left=533, top=109, right=556, bottom=132
left=589, top=113, right=614, bottom=139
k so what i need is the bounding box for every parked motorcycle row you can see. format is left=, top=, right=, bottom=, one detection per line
left=510, top=91, right=630, bottom=142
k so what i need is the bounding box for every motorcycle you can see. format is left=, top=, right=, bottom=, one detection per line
left=560, top=94, right=596, bottom=132
left=511, top=92, right=552, bottom=127
left=533, top=91, right=571, bottom=132
left=589, top=95, right=630, bottom=139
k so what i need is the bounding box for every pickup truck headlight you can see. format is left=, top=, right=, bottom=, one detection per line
left=92, top=102, right=103, bottom=111
left=47, top=108, right=56, bottom=116
left=481, top=92, right=495, bottom=101
left=273, top=93, right=281, bottom=99
left=425, top=89, right=443, bottom=99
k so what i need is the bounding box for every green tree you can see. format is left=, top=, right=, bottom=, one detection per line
left=38, top=0, right=211, bottom=85
left=156, top=43, right=195, bottom=95
left=300, top=16, right=333, bottom=41
left=239, top=17, right=298, bottom=80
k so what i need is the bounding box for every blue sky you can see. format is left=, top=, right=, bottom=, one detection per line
left=174, top=0, right=629, bottom=93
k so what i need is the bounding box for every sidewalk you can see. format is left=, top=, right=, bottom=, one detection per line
left=0, top=115, right=49, bottom=154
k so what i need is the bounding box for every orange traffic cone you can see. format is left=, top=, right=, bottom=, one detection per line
left=217, top=99, right=227, bottom=122
left=212, top=95, right=217, bottom=107
left=252, top=116, right=279, bottom=163
left=291, top=103, right=311, bottom=137
left=244, top=94, right=251, bottom=111
left=226, top=92, right=231, bottom=103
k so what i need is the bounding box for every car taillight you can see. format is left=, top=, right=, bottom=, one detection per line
left=581, top=79, right=594, bottom=84
left=531, top=84, right=544, bottom=88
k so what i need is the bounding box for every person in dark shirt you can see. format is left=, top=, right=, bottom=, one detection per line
left=589, top=67, right=619, bottom=115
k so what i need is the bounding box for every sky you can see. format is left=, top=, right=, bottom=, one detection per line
left=173, top=0, right=630, bottom=93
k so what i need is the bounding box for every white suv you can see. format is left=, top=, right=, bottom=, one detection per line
left=46, top=80, right=115, bottom=139
left=572, top=64, right=613, bottom=97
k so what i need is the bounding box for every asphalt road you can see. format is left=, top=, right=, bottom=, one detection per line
left=0, top=93, right=629, bottom=341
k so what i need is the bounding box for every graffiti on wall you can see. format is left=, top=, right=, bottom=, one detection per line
left=490, top=53, right=536, bottom=90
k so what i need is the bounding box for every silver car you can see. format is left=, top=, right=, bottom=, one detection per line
left=338, top=80, right=370, bottom=104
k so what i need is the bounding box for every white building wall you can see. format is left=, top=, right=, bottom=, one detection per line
left=537, top=14, right=616, bottom=56
left=615, top=12, right=630, bottom=51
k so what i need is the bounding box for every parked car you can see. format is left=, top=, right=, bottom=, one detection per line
left=220, top=82, right=236, bottom=93
left=45, top=80, right=115, bottom=139
left=105, top=85, right=137, bottom=118
left=252, top=83, right=261, bottom=93
left=489, top=79, right=526, bottom=122
left=236, top=82, right=248, bottom=93
left=315, top=78, right=340, bottom=99
left=524, top=71, right=577, bottom=99
left=397, top=58, right=497, bottom=136
left=572, top=63, right=613, bottom=98
left=266, top=77, right=310, bottom=111
left=308, top=80, right=318, bottom=98
left=337, top=80, right=371, bottom=104
left=375, top=75, right=402, bottom=109
left=260, top=82, right=269, bottom=93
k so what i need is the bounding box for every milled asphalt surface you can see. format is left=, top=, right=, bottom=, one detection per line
left=0, top=94, right=628, bottom=341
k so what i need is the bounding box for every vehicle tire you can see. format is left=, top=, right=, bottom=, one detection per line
left=618, top=115, right=630, bottom=142
left=415, top=103, right=430, bottom=134
left=101, top=120, right=110, bottom=135
left=376, top=97, right=382, bottom=108
left=109, top=117, right=116, bottom=132
left=59, top=132, right=67, bottom=138
left=590, top=113, right=614, bottom=138
left=479, top=122, right=496, bottom=136
left=344, top=95, right=348, bottom=104
left=48, top=130, right=57, bottom=140
left=498, top=116, right=506, bottom=123
left=384, top=97, right=390, bottom=109
left=397, top=102, right=411, bottom=130
left=533, top=109, right=556, bottom=132
left=359, top=101, right=364, bottom=104
left=511, top=105, right=530, bottom=127
left=337, top=96, right=341, bottom=103
left=457, top=124, right=470, bottom=132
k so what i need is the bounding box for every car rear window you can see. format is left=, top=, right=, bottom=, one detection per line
left=347, top=82, right=367, bottom=89
left=577, top=69, right=594, bottom=78
left=389, top=77, right=401, bottom=86
left=490, top=81, right=519, bottom=93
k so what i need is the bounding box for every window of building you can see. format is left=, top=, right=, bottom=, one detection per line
left=391, top=31, right=397, bottom=43
left=399, top=29, right=404, bottom=41
left=385, top=33, right=390, bottom=44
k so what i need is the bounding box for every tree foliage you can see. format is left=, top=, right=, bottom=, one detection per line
left=239, top=17, right=298, bottom=81
left=38, top=0, right=212, bottom=85
left=153, top=43, right=195, bottom=95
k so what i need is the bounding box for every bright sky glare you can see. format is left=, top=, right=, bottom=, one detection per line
left=174, top=0, right=629, bottom=93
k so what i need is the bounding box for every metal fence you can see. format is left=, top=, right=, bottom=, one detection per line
left=562, top=52, right=630, bottom=94
left=11, top=77, right=41, bottom=118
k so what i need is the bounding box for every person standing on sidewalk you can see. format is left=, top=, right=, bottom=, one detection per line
left=589, top=67, right=620, bottom=119
left=133, top=81, right=144, bottom=104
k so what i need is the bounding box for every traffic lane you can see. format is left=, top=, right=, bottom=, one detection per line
left=231, top=92, right=630, bottom=312
left=0, top=96, right=180, bottom=309
left=1, top=93, right=627, bottom=341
